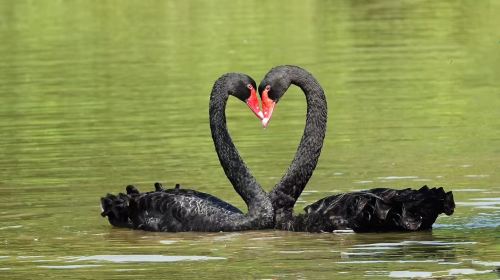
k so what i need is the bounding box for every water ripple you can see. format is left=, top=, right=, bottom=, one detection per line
left=39, top=265, right=102, bottom=269
left=71, top=255, right=226, bottom=263
left=354, top=241, right=477, bottom=247
left=389, top=271, right=432, bottom=278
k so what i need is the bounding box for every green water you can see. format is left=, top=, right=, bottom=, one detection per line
left=1, top=0, right=499, bottom=279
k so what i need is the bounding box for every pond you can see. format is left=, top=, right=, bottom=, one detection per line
left=0, top=0, right=499, bottom=279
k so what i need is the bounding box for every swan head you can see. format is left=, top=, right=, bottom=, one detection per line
left=258, top=67, right=291, bottom=128
left=228, top=74, right=264, bottom=120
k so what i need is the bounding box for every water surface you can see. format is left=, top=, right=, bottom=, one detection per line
left=1, top=0, right=499, bottom=279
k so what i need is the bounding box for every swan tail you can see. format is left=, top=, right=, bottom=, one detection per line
left=100, top=192, right=133, bottom=228
left=396, top=185, right=455, bottom=230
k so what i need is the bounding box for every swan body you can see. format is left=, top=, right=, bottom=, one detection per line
left=101, top=73, right=273, bottom=232
left=258, top=65, right=455, bottom=232
left=101, top=184, right=250, bottom=232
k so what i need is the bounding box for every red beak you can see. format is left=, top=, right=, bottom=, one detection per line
left=261, top=88, right=276, bottom=128
left=246, top=87, right=264, bottom=120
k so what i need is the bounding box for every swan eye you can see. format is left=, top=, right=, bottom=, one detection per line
left=246, top=84, right=253, bottom=90
left=265, top=85, right=271, bottom=91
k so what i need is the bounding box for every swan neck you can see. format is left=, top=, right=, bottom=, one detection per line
left=209, top=78, right=273, bottom=218
left=271, top=66, right=327, bottom=227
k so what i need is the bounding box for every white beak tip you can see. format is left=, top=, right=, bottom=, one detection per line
left=261, top=117, right=270, bottom=128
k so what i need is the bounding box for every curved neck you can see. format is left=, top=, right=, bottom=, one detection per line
left=270, top=66, right=327, bottom=223
left=209, top=77, right=272, bottom=217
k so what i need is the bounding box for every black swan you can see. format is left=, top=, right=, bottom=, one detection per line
left=100, top=73, right=273, bottom=232
left=259, top=65, right=455, bottom=232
